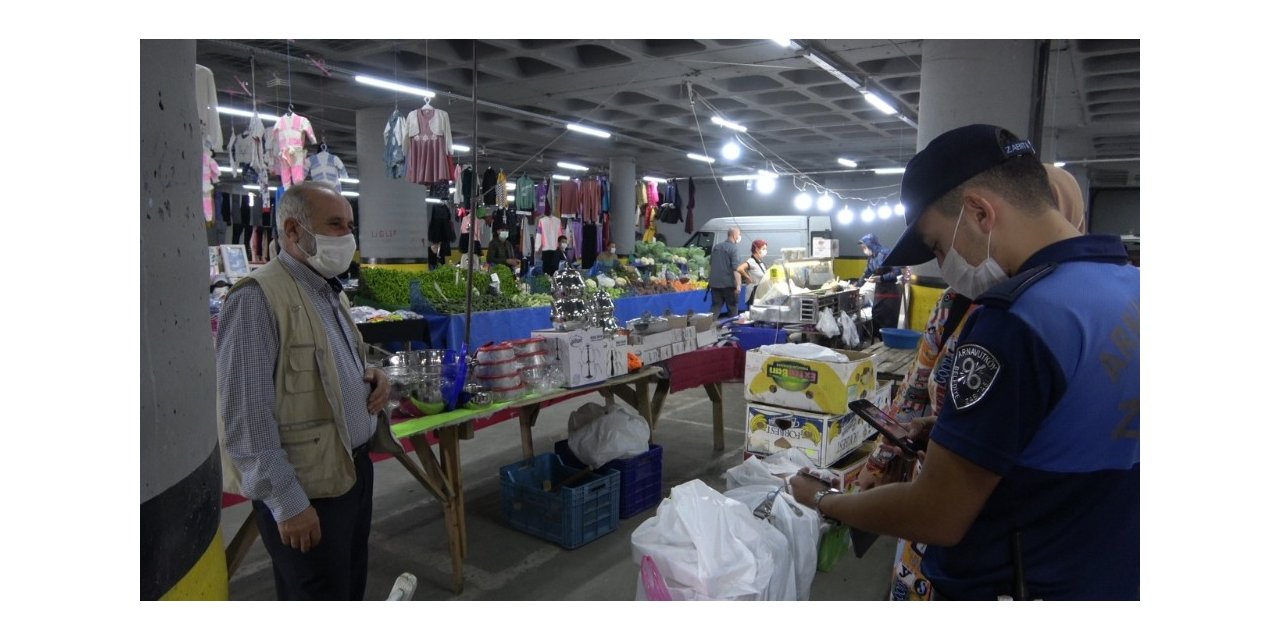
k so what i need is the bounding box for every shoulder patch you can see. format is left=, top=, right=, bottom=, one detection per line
left=950, top=344, right=1001, bottom=410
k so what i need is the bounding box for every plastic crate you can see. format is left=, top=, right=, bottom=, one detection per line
left=730, top=324, right=790, bottom=351
left=554, top=440, right=663, bottom=519
left=499, top=453, right=620, bottom=549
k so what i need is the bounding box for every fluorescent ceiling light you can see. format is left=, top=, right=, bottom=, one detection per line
left=505, top=182, right=517, bottom=190
left=722, top=174, right=756, bottom=182
left=865, top=92, right=897, bottom=115
left=566, top=123, right=611, bottom=139
left=452, top=144, right=471, bottom=153
left=874, top=167, right=906, bottom=175
left=772, top=39, right=793, bottom=47
left=552, top=174, right=571, bottom=181
left=643, top=176, right=667, bottom=183
left=687, top=153, right=715, bottom=164
left=341, top=191, right=359, bottom=198
left=425, top=197, right=445, bottom=204
left=217, top=106, right=279, bottom=122
left=557, top=161, right=589, bottom=171
left=757, top=170, right=779, bottom=179
left=711, top=116, right=747, bottom=133
left=449, top=187, right=456, bottom=194
left=354, top=74, right=435, bottom=98
left=836, top=158, right=859, bottom=169
left=507, top=195, right=516, bottom=201
left=243, top=185, right=261, bottom=191
left=1053, top=161, right=1067, bottom=168
left=339, top=177, right=359, bottom=184
left=803, top=53, right=862, bottom=91
left=218, top=166, right=235, bottom=173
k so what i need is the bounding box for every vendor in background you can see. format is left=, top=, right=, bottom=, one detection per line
left=736, top=239, right=769, bottom=304
left=542, top=234, right=572, bottom=275
left=486, top=224, right=522, bottom=275
left=859, top=233, right=903, bottom=339
left=427, top=242, right=447, bottom=270
left=589, top=242, right=621, bottom=276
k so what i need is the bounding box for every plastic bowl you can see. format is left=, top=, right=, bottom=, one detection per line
left=476, top=345, right=516, bottom=363
left=881, top=328, right=924, bottom=350
left=475, top=359, right=520, bottom=379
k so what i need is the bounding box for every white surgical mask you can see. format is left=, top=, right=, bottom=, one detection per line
left=559, top=242, right=568, bottom=250
left=299, top=223, right=356, bottom=278
left=939, top=205, right=1007, bottom=299
left=608, top=247, right=616, bottom=254
left=759, top=250, right=768, bottom=258
left=499, top=231, right=509, bottom=240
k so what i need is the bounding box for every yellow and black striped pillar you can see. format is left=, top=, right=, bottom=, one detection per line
left=141, top=39, right=227, bottom=600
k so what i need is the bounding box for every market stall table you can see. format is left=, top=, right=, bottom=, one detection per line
left=859, top=340, right=919, bottom=397
left=646, top=345, right=745, bottom=452
left=222, top=366, right=663, bottom=595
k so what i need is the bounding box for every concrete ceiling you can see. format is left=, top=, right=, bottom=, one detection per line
left=195, top=39, right=1139, bottom=188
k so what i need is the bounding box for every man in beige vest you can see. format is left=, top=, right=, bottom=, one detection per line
left=217, top=182, right=392, bottom=600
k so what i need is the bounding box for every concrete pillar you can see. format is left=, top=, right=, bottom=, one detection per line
left=918, top=40, right=1038, bottom=148
left=140, top=39, right=227, bottom=600
left=609, top=156, right=636, bottom=255
left=355, top=107, right=433, bottom=262
left=911, top=40, right=1038, bottom=279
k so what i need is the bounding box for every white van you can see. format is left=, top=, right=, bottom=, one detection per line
left=683, top=215, right=833, bottom=256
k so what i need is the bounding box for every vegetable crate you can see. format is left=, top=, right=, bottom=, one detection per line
left=554, top=440, right=664, bottom=519
left=499, top=453, right=620, bottom=549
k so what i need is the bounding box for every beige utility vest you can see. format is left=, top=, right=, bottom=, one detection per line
left=218, top=258, right=369, bottom=499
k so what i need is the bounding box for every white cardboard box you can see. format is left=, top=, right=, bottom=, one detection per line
left=744, top=402, right=874, bottom=468
left=629, top=328, right=680, bottom=349
left=532, top=328, right=611, bottom=388
left=744, top=347, right=878, bottom=415
left=696, top=329, right=718, bottom=348
left=670, top=339, right=690, bottom=357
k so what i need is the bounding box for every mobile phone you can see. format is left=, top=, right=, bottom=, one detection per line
left=848, top=399, right=920, bottom=457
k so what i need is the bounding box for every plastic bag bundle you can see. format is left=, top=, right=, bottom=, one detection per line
left=817, top=308, right=840, bottom=337
left=567, top=401, right=650, bottom=468
left=631, top=480, right=795, bottom=600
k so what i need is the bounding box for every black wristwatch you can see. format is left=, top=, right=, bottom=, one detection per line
left=813, top=487, right=841, bottom=519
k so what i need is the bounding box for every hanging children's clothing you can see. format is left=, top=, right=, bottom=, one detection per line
left=453, top=164, right=465, bottom=205
left=194, top=65, right=223, bottom=152
left=535, top=179, right=549, bottom=215
left=496, top=170, right=508, bottom=206
left=404, top=106, right=454, bottom=184
left=384, top=109, right=407, bottom=179
left=579, top=178, right=601, bottom=223
left=515, top=175, right=536, bottom=211
left=271, top=113, right=317, bottom=187
left=481, top=168, right=498, bottom=206
left=427, top=202, right=455, bottom=262
left=534, top=214, right=562, bottom=255
left=685, top=177, right=696, bottom=234
left=306, top=149, right=349, bottom=190
left=201, top=149, right=220, bottom=223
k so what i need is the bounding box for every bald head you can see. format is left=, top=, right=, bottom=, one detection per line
left=278, top=182, right=354, bottom=262
left=728, top=226, right=742, bottom=243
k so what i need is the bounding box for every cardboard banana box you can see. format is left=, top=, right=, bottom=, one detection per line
left=744, top=402, right=875, bottom=468
left=744, top=348, right=877, bottom=415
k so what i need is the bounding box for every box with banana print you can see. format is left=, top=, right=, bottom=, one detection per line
left=744, top=348, right=878, bottom=415
left=744, top=402, right=875, bottom=467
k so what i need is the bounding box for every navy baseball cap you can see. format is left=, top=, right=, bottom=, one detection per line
left=883, top=124, right=1038, bottom=267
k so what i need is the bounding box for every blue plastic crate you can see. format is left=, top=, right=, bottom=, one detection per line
left=499, top=453, right=620, bottom=549
left=730, top=324, right=790, bottom=351
left=554, top=440, right=663, bottom=519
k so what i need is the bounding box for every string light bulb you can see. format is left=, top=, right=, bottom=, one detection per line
left=837, top=207, right=854, bottom=225
left=721, top=141, right=741, bottom=160
left=817, top=193, right=834, bottom=212
left=878, top=205, right=892, bottom=219
left=794, top=193, right=813, bottom=212
left=861, top=206, right=875, bottom=222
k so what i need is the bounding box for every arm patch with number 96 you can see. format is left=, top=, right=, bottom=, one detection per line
left=950, top=344, right=1001, bottom=410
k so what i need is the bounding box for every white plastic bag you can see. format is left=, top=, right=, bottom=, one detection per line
left=724, top=485, right=820, bottom=601
left=817, top=308, right=840, bottom=337
left=839, top=310, right=858, bottom=348
left=757, top=342, right=848, bottom=362
left=567, top=401, right=650, bottom=468
left=725, top=450, right=813, bottom=490
left=631, top=480, right=794, bottom=600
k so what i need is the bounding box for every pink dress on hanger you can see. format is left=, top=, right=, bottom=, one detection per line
left=405, top=107, right=454, bottom=184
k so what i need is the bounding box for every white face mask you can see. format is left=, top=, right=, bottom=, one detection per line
left=299, top=223, right=356, bottom=279
left=499, top=231, right=509, bottom=240
left=759, top=250, right=768, bottom=258
left=939, top=205, right=1007, bottom=299
left=559, top=242, right=568, bottom=250
left=608, top=247, right=616, bottom=254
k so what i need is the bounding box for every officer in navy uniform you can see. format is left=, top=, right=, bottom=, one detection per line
left=789, top=124, right=1139, bottom=600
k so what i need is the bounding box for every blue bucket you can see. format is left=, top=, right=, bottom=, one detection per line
left=880, top=328, right=924, bottom=350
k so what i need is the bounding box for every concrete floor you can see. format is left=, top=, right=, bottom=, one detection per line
left=222, top=381, right=897, bottom=600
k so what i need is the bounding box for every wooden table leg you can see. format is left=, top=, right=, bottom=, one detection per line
left=649, top=378, right=671, bottom=444
left=519, top=405, right=541, bottom=460
left=704, top=382, right=725, bottom=452
left=438, top=425, right=467, bottom=594
left=408, top=432, right=464, bottom=594
left=225, top=513, right=260, bottom=578
left=635, top=378, right=653, bottom=436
